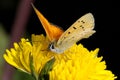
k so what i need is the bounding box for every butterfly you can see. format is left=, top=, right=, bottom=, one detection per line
left=32, top=4, right=96, bottom=54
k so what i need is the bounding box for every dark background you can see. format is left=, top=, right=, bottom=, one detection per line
left=0, top=0, right=119, bottom=79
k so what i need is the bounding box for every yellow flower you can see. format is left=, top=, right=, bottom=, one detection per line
left=3, top=34, right=55, bottom=79
left=49, top=44, right=117, bottom=80
left=3, top=34, right=117, bottom=80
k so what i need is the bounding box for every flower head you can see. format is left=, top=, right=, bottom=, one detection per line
left=49, top=44, right=117, bottom=80
left=3, top=34, right=55, bottom=79
left=3, top=34, right=117, bottom=80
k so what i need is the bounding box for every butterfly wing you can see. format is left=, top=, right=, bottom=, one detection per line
left=56, top=13, right=95, bottom=52
left=32, top=4, right=64, bottom=42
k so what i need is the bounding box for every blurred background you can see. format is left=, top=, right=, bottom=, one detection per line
left=0, top=0, right=119, bottom=80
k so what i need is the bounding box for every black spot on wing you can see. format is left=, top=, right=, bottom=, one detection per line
left=81, top=20, right=85, bottom=23
left=80, top=25, right=85, bottom=31
left=73, top=26, right=77, bottom=29
left=68, top=32, right=71, bottom=34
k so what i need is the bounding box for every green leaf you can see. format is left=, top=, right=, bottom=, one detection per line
left=29, top=53, right=38, bottom=80
left=39, top=57, right=55, bottom=80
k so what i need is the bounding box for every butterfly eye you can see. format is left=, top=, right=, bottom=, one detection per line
left=49, top=43, right=55, bottom=50
left=49, top=43, right=57, bottom=52
left=49, top=43, right=62, bottom=53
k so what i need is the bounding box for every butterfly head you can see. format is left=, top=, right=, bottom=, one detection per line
left=49, top=42, right=63, bottom=53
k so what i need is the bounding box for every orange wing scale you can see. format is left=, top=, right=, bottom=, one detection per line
left=32, top=5, right=64, bottom=42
